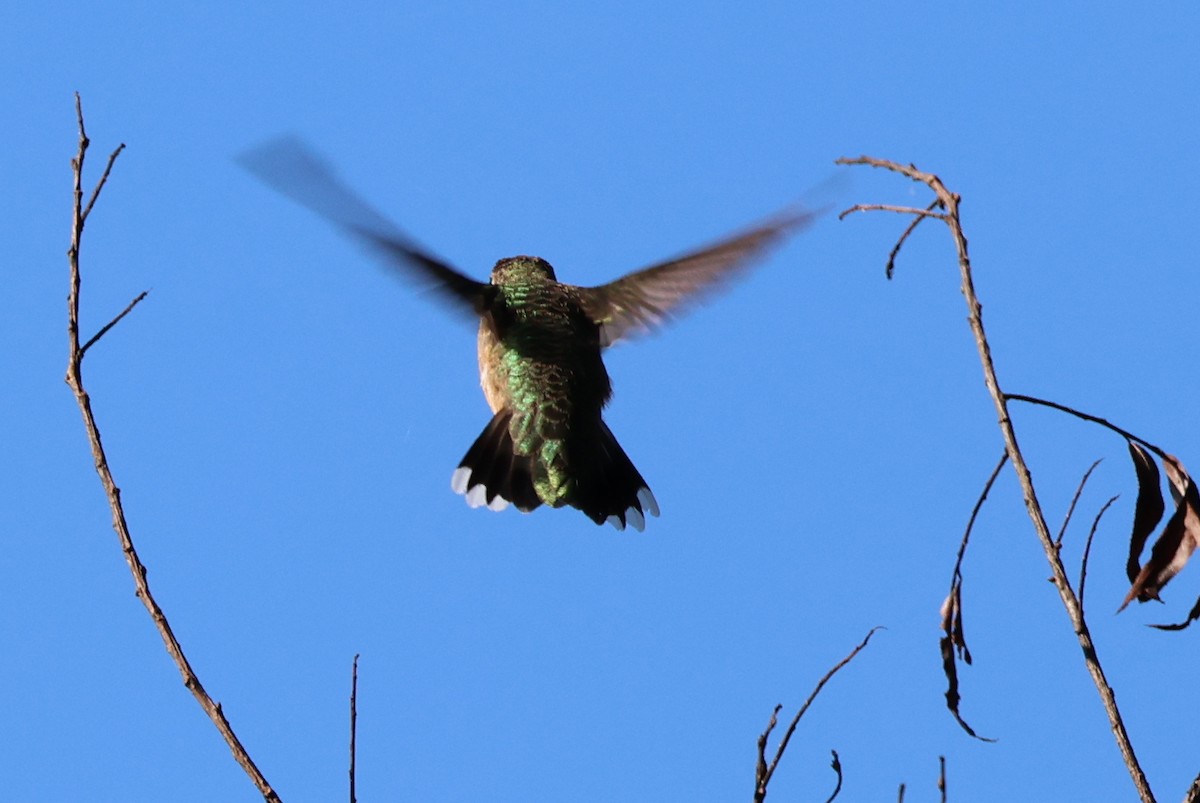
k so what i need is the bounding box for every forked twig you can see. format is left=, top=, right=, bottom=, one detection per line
left=837, top=155, right=1154, bottom=803
left=754, top=627, right=880, bottom=802
left=65, top=94, right=280, bottom=802
left=838, top=198, right=944, bottom=278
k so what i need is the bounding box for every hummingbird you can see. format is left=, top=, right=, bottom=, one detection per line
left=241, top=140, right=818, bottom=531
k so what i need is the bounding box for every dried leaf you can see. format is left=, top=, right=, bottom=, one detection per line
left=1126, top=441, right=1164, bottom=584
left=1151, top=595, right=1200, bottom=631
left=938, top=588, right=992, bottom=741
left=1121, top=455, right=1200, bottom=610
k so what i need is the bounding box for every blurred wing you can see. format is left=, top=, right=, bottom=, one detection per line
left=576, top=206, right=820, bottom=346
left=239, top=137, right=488, bottom=314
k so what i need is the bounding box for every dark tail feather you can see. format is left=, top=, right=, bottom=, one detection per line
left=569, top=422, right=660, bottom=532
left=451, top=411, right=541, bottom=513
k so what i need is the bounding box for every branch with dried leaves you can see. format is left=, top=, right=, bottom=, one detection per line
left=939, top=452, right=1005, bottom=743
left=837, top=155, right=1155, bottom=803
left=1003, top=394, right=1200, bottom=625
left=65, top=94, right=281, bottom=802
left=753, top=627, right=879, bottom=803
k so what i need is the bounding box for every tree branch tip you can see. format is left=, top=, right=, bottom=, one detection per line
left=851, top=159, right=1151, bottom=797
left=66, top=101, right=278, bottom=798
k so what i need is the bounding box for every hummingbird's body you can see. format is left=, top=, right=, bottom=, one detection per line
left=242, top=140, right=818, bottom=531
left=454, top=256, right=657, bottom=529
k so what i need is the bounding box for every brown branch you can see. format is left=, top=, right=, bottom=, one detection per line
left=753, top=627, right=880, bottom=802
left=837, top=155, right=1155, bottom=803
left=350, top=654, right=360, bottom=803
left=65, top=94, right=281, bottom=802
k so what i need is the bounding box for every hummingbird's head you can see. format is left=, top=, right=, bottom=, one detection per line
left=491, top=256, right=558, bottom=285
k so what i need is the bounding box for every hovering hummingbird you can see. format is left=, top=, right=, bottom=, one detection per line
left=241, top=140, right=818, bottom=531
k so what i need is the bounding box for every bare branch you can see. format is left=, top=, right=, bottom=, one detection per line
left=839, top=155, right=1155, bottom=803
left=754, top=628, right=880, bottom=802
left=938, top=755, right=947, bottom=803
left=65, top=96, right=280, bottom=802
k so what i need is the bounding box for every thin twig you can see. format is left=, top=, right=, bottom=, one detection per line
left=350, top=654, right=360, bottom=803
left=837, top=154, right=1155, bottom=803
left=1005, top=394, right=1166, bottom=460
left=938, top=755, right=947, bottom=803
left=1079, top=496, right=1119, bottom=613
left=837, top=202, right=947, bottom=221
left=1057, top=460, right=1104, bottom=550
left=754, top=627, right=880, bottom=802
left=953, top=451, right=1008, bottom=591
left=65, top=94, right=281, bottom=802
left=80, top=290, right=149, bottom=356
left=886, top=199, right=943, bottom=279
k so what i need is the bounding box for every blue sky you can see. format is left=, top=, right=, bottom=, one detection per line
left=6, top=3, right=1200, bottom=801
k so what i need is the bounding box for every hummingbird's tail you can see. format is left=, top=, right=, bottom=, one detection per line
left=451, top=413, right=660, bottom=531
left=451, top=411, right=542, bottom=513
left=566, top=421, right=660, bottom=532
